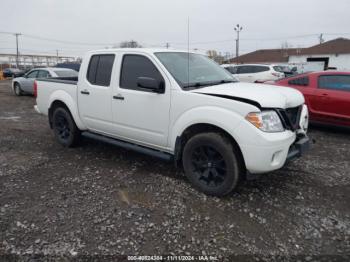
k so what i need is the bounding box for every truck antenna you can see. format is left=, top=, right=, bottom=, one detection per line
left=187, top=16, right=190, bottom=86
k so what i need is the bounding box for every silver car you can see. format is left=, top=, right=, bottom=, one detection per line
left=12, top=67, right=78, bottom=96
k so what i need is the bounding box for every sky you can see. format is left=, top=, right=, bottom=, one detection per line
left=0, top=0, right=350, bottom=58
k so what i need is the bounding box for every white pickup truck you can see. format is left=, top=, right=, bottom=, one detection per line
left=35, top=49, right=310, bottom=196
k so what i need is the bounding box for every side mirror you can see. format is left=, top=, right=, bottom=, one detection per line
left=137, top=77, right=165, bottom=93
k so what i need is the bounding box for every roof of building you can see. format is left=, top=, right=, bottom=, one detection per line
left=298, top=37, right=350, bottom=55
left=227, top=48, right=303, bottom=64
left=227, top=38, right=350, bottom=64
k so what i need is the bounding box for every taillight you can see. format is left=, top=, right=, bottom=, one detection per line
left=34, top=80, right=38, bottom=98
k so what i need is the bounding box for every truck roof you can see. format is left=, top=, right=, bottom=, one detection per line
left=86, top=48, right=198, bottom=55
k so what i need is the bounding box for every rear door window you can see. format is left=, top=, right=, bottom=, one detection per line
left=26, top=70, right=38, bottom=78
left=87, top=54, right=115, bottom=86
left=37, top=70, right=50, bottom=78
left=120, top=54, right=164, bottom=91
left=237, top=66, right=255, bottom=74
left=254, top=66, right=270, bottom=73
left=288, top=77, right=309, bottom=86
left=318, top=75, right=350, bottom=92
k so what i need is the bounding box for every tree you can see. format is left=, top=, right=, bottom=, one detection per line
left=281, top=41, right=293, bottom=49
left=119, top=40, right=142, bottom=48
left=206, top=50, right=225, bottom=64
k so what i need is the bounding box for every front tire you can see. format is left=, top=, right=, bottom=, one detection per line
left=14, top=83, right=23, bottom=96
left=52, top=107, right=81, bottom=147
left=182, top=132, right=241, bottom=196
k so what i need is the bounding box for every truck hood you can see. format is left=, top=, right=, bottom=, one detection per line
left=191, top=82, right=305, bottom=109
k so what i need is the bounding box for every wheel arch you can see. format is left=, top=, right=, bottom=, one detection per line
left=174, top=123, right=246, bottom=174
left=48, top=98, right=85, bottom=130
left=12, top=81, right=19, bottom=91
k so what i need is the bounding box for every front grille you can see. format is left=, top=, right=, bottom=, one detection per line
left=277, top=106, right=302, bottom=130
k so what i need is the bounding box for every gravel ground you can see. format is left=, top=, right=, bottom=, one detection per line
left=0, top=80, right=349, bottom=261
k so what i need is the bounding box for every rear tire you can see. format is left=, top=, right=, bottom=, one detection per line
left=182, top=132, right=241, bottom=196
left=14, top=83, right=23, bottom=96
left=52, top=107, right=81, bottom=147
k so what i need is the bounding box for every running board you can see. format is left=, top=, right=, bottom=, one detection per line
left=81, top=131, right=173, bottom=161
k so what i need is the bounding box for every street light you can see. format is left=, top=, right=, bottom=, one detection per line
left=234, top=24, right=243, bottom=58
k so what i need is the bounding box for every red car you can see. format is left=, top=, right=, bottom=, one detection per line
left=274, top=71, right=350, bottom=127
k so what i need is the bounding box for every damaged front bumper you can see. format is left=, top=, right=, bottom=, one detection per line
left=286, top=135, right=310, bottom=162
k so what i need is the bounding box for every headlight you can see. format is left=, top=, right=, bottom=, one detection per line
left=246, top=110, right=284, bottom=132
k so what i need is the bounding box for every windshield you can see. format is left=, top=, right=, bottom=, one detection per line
left=155, top=52, right=237, bottom=89
left=53, top=70, right=78, bottom=77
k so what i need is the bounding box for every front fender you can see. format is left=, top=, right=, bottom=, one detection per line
left=48, top=90, right=86, bottom=130
left=170, top=106, right=244, bottom=150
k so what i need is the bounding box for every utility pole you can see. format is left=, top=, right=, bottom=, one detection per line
left=234, top=24, right=243, bottom=58
left=319, top=33, right=324, bottom=44
left=165, top=43, right=170, bottom=49
left=14, top=33, right=21, bottom=68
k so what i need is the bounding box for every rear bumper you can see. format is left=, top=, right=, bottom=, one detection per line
left=286, top=136, right=310, bottom=162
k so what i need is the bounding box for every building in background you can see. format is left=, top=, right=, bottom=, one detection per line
left=0, top=53, right=80, bottom=71
left=225, top=38, right=350, bottom=71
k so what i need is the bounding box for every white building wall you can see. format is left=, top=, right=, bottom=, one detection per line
left=288, top=53, right=350, bottom=71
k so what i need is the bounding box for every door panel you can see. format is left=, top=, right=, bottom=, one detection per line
left=78, top=54, right=116, bottom=134
left=21, top=70, right=38, bottom=92
left=112, top=54, right=170, bottom=148
left=312, top=74, right=350, bottom=124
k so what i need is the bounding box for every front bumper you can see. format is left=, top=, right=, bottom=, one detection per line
left=286, top=136, right=310, bottom=162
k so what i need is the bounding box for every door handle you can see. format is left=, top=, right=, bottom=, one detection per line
left=113, top=94, right=124, bottom=100
left=80, top=90, right=90, bottom=95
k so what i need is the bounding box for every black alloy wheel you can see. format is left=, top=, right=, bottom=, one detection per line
left=190, top=145, right=227, bottom=187
left=52, top=107, right=81, bottom=147
left=182, top=132, right=241, bottom=196
left=54, top=111, right=71, bottom=142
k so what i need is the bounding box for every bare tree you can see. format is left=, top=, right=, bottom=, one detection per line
left=206, top=50, right=225, bottom=64
left=281, top=41, right=293, bottom=50
left=119, top=40, right=142, bottom=48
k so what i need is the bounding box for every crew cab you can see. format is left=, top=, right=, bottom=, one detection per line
left=273, top=71, right=350, bottom=127
left=34, top=49, right=310, bottom=196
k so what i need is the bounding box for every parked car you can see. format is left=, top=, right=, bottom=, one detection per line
left=12, top=67, right=78, bottom=96
left=35, top=49, right=309, bottom=196
left=2, top=68, right=25, bottom=78
left=222, top=64, right=285, bottom=83
left=274, top=65, right=298, bottom=77
left=273, top=71, right=350, bottom=127
left=55, top=63, right=81, bottom=72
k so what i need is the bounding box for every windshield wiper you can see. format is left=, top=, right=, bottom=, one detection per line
left=183, top=79, right=236, bottom=89
left=183, top=82, right=212, bottom=89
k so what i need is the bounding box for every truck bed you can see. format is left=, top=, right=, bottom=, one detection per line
left=38, top=76, right=78, bottom=85
left=35, top=77, right=78, bottom=116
